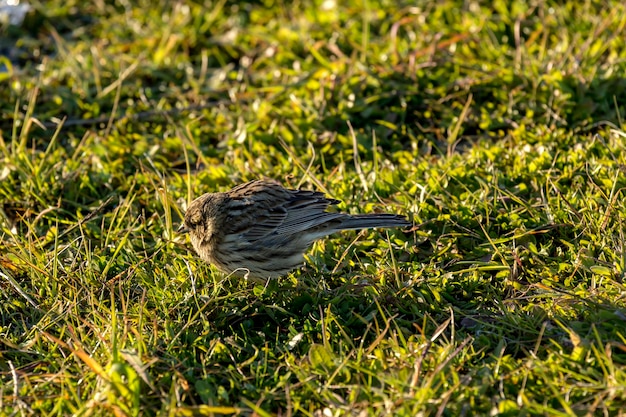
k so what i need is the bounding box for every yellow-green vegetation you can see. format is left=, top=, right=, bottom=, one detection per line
left=2, top=0, right=626, bottom=415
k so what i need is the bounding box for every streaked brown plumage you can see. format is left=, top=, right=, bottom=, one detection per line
left=181, top=180, right=411, bottom=280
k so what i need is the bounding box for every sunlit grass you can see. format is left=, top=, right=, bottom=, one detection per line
left=1, top=0, right=626, bottom=415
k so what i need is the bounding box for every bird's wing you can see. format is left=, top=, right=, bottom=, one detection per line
left=226, top=183, right=342, bottom=242
left=236, top=205, right=289, bottom=241
left=272, top=191, right=344, bottom=236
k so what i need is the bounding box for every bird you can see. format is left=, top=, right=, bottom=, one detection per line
left=180, top=179, right=411, bottom=280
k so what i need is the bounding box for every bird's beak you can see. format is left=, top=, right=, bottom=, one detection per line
left=177, top=223, right=189, bottom=234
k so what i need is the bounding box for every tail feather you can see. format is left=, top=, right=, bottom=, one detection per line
left=337, top=214, right=411, bottom=231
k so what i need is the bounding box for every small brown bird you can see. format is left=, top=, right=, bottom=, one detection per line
left=180, top=180, right=411, bottom=280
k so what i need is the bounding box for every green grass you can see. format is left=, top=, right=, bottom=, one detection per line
left=2, top=0, right=626, bottom=415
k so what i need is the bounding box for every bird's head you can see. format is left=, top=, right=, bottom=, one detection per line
left=180, top=193, right=222, bottom=245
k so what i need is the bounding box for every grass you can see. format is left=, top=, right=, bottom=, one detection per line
left=1, top=0, right=626, bottom=415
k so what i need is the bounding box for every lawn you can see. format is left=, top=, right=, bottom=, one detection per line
left=1, top=0, right=626, bottom=415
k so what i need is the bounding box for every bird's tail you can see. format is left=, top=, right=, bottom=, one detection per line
left=338, top=214, right=411, bottom=231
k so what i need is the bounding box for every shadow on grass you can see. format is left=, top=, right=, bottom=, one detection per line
left=311, top=67, right=626, bottom=155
